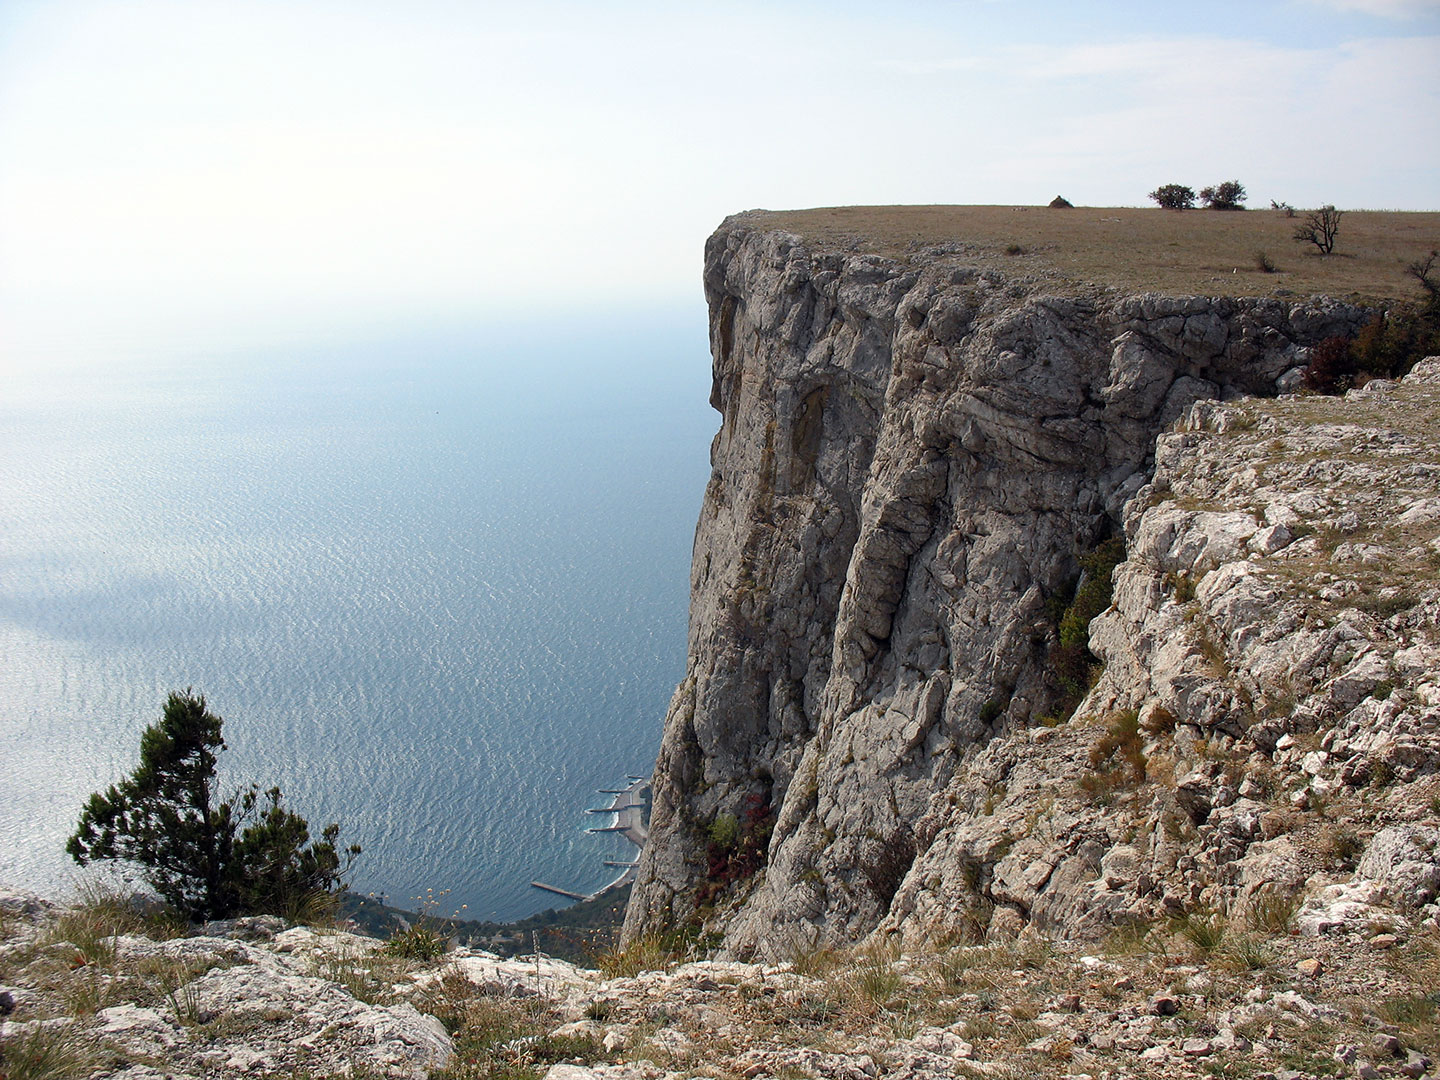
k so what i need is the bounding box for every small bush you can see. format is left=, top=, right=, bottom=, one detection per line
left=1254, top=250, right=1278, bottom=273
left=1320, top=827, right=1363, bottom=869
left=1150, top=184, right=1196, bottom=210
left=1352, top=305, right=1440, bottom=381
left=1163, top=571, right=1197, bottom=603
left=386, top=922, right=448, bottom=961
left=1174, top=909, right=1227, bottom=955
left=595, top=933, right=683, bottom=977
left=1048, top=195, right=1073, bottom=208
left=696, top=795, right=775, bottom=907
left=1058, top=538, right=1127, bottom=651
left=1303, top=299, right=1440, bottom=395
left=1245, top=889, right=1301, bottom=934
left=708, top=813, right=741, bottom=851
left=0, top=1022, right=102, bottom=1080
left=1049, top=537, right=1127, bottom=716
left=1080, top=710, right=1147, bottom=800
left=1301, top=335, right=1357, bottom=394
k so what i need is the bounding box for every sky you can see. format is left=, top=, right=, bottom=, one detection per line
left=1, top=0, right=1437, bottom=360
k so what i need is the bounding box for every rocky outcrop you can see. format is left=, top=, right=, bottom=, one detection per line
left=881, top=360, right=1440, bottom=946
left=624, top=211, right=1428, bottom=957
left=0, top=891, right=462, bottom=1079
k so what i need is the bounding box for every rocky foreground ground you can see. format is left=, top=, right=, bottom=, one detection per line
left=2, top=877, right=1438, bottom=1080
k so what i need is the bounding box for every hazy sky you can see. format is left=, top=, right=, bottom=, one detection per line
left=1, top=0, right=1437, bottom=358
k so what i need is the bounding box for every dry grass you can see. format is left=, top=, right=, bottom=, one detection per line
left=740, top=205, right=1440, bottom=303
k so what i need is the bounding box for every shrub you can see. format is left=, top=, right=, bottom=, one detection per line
left=386, top=917, right=449, bottom=961
left=1173, top=909, right=1227, bottom=955
left=1163, top=570, right=1197, bottom=603
left=1048, top=195, right=1073, bottom=208
left=708, top=813, right=741, bottom=851
left=1253, top=250, right=1278, bottom=273
left=67, top=690, right=359, bottom=922
left=1080, top=709, right=1147, bottom=800
left=1149, top=184, right=1195, bottom=210
left=387, top=925, right=447, bottom=961
left=1059, top=538, right=1127, bottom=651
left=696, top=794, right=775, bottom=907
left=860, top=829, right=916, bottom=907
left=1048, top=537, right=1127, bottom=715
left=1200, top=181, right=1246, bottom=210
left=1245, top=889, right=1301, bottom=934
left=1302, top=298, right=1440, bottom=395
left=1293, top=205, right=1342, bottom=255
left=1301, top=335, right=1358, bottom=394
left=1320, top=827, right=1363, bottom=869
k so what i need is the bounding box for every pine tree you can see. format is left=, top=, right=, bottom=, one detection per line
left=67, top=691, right=358, bottom=921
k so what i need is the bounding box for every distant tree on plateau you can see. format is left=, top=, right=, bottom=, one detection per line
left=1199, top=180, right=1246, bottom=210
left=1293, top=205, right=1343, bottom=255
left=67, top=690, right=359, bottom=922
left=1149, top=184, right=1196, bottom=210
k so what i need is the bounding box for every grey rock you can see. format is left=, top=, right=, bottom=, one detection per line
left=1149, top=994, right=1180, bottom=1016
left=623, top=215, right=1389, bottom=954
left=1357, top=826, right=1440, bottom=909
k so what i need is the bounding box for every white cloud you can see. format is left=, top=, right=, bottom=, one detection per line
left=1297, top=0, right=1440, bottom=16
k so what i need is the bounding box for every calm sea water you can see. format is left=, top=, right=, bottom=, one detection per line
left=0, top=308, right=715, bottom=921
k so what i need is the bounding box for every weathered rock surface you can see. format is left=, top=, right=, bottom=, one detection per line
left=0, top=887, right=583, bottom=1079
left=625, top=212, right=1406, bottom=956
left=878, top=358, right=1440, bottom=949
left=5, top=870, right=1439, bottom=1080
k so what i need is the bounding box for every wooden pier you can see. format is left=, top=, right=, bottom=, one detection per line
left=529, top=881, right=590, bottom=901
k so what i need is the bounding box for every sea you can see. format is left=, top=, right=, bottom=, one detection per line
left=0, top=306, right=716, bottom=923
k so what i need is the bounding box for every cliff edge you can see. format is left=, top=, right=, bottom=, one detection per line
left=624, top=209, right=1440, bottom=958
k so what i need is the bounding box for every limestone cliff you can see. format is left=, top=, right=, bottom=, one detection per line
left=624, top=212, right=1437, bottom=956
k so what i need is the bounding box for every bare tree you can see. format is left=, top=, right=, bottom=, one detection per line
left=1406, top=250, right=1438, bottom=304
left=1294, top=205, right=1342, bottom=255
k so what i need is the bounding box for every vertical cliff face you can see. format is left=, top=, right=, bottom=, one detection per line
left=624, top=214, right=1374, bottom=955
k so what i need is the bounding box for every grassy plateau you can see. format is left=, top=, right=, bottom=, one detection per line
left=742, top=204, right=1440, bottom=303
